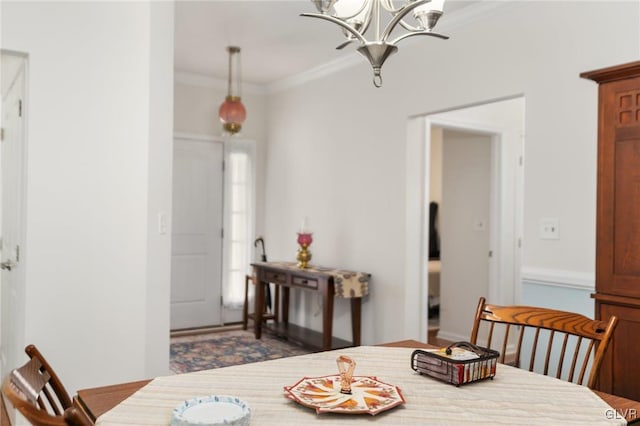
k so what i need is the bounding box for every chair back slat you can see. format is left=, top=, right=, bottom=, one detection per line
left=556, top=334, right=570, bottom=380
left=529, top=327, right=540, bottom=372
left=470, top=297, right=617, bottom=389
left=500, top=324, right=510, bottom=364
left=514, top=326, right=525, bottom=368
left=486, top=322, right=495, bottom=350
left=543, top=330, right=555, bottom=376
left=578, top=341, right=596, bottom=385
left=567, top=336, right=583, bottom=383
left=42, top=384, right=64, bottom=415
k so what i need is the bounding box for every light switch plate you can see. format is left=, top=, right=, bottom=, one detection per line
left=539, top=217, right=559, bottom=240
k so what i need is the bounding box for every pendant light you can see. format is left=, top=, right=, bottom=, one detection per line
left=218, top=46, right=246, bottom=134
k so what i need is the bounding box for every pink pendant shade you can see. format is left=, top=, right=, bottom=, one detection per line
left=219, top=95, right=246, bottom=134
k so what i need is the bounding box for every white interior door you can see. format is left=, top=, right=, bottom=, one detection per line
left=439, top=129, right=493, bottom=341
left=170, top=138, right=224, bottom=330
left=1, top=54, right=27, bottom=384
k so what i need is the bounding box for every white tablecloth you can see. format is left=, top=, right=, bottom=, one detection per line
left=97, top=346, right=624, bottom=425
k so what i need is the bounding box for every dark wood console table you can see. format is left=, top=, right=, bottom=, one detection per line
left=251, top=261, right=370, bottom=351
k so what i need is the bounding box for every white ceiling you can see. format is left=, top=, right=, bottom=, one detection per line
left=174, top=0, right=477, bottom=86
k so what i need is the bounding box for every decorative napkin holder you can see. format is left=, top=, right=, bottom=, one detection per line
left=411, top=342, right=499, bottom=386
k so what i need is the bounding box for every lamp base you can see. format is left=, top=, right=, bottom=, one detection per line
left=297, top=244, right=312, bottom=269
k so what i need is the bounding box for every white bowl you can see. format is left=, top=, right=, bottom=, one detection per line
left=171, top=395, right=251, bottom=426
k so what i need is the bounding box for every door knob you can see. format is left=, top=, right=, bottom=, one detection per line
left=0, top=260, right=16, bottom=271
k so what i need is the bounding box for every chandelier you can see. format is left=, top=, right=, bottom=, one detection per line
left=302, top=0, right=448, bottom=87
left=218, top=46, right=246, bottom=134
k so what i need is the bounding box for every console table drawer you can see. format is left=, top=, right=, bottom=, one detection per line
left=292, top=275, right=318, bottom=290
left=264, top=271, right=287, bottom=284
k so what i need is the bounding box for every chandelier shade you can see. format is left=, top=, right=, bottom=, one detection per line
left=302, top=0, right=448, bottom=87
left=219, top=96, right=246, bottom=134
left=218, top=46, right=246, bottom=134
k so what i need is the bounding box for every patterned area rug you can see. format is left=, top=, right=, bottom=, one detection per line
left=170, top=329, right=312, bottom=373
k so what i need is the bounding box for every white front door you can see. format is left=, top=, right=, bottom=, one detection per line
left=170, top=138, right=224, bottom=330
left=1, top=54, right=27, bottom=383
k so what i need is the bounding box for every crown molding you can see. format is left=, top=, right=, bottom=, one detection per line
left=266, top=1, right=526, bottom=94
left=174, top=70, right=268, bottom=96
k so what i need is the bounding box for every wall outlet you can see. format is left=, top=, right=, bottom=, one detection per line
left=539, top=217, right=559, bottom=240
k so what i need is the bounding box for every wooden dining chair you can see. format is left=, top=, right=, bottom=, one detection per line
left=470, top=297, right=617, bottom=389
left=1, top=344, right=92, bottom=425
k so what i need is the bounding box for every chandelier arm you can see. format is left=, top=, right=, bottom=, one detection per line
left=391, top=30, right=449, bottom=45
left=301, top=13, right=368, bottom=44
left=379, top=0, right=406, bottom=14
left=380, top=0, right=431, bottom=41
left=398, top=19, right=423, bottom=33
left=336, top=39, right=356, bottom=50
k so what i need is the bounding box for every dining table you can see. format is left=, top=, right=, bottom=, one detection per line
left=75, top=340, right=639, bottom=425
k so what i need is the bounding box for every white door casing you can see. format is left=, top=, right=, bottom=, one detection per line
left=0, top=53, right=27, bottom=386
left=170, top=137, right=224, bottom=330
left=404, top=97, right=524, bottom=341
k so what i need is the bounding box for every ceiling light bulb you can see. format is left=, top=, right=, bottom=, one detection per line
left=416, top=0, right=445, bottom=13
left=333, top=0, right=366, bottom=18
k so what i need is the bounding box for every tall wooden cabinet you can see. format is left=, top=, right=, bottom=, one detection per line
left=582, top=61, right=640, bottom=400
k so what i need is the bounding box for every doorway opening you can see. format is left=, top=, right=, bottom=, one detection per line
left=427, top=127, right=496, bottom=343
left=405, top=96, right=525, bottom=343
left=170, top=134, right=256, bottom=331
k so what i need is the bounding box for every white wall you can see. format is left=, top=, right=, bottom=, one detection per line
left=1, top=1, right=174, bottom=393
left=264, top=1, right=639, bottom=344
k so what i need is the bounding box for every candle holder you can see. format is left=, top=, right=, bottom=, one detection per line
left=296, top=232, right=313, bottom=269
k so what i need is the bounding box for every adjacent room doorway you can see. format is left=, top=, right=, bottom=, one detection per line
left=427, top=127, right=494, bottom=343
left=405, top=96, right=525, bottom=342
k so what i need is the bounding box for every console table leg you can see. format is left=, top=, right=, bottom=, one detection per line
left=323, top=282, right=334, bottom=351
left=282, top=287, right=290, bottom=324
left=254, top=279, right=264, bottom=339
left=351, top=298, right=362, bottom=347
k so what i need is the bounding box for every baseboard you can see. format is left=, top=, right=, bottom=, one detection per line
left=170, top=323, right=243, bottom=338
left=435, top=330, right=469, bottom=344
